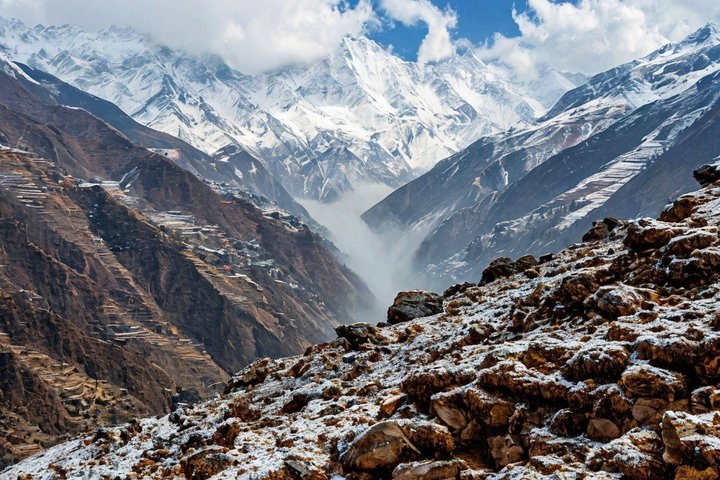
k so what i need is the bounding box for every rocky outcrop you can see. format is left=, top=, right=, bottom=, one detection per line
left=7, top=168, right=720, bottom=478
left=387, top=291, right=443, bottom=325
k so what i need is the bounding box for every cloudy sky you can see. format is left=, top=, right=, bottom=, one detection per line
left=1, top=0, right=719, bottom=76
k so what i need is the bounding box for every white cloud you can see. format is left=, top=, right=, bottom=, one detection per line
left=380, top=0, right=457, bottom=63
left=0, top=0, right=378, bottom=74
left=477, top=0, right=720, bottom=79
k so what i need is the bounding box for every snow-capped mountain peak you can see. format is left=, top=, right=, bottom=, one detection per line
left=0, top=16, right=579, bottom=201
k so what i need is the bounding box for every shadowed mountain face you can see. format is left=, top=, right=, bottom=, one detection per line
left=11, top=62, right=313, bottom=223
left=0, top=58, right=372, bottom=464
left=363, top=24, right=720, bottom=289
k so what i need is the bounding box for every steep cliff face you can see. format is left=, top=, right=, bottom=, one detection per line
left=0, top=56, right=371, bottom=464
left=8, top=167, right=720, bottom=479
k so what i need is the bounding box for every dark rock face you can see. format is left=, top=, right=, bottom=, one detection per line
left=693, top=164, right=720, bottom=186
left=387, top=291, right=443, bottom=325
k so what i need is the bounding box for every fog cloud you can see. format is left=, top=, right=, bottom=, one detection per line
left=301, top=183, right=430, bottom=321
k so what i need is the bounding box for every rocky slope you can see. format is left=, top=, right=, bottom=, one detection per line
left=364, top=24, right=720, bottom=288
left=7, top=166, right=720, bottom=479
left=0, top=57, right=371, bottom=466
left=0, top=17, right=574, bottom=201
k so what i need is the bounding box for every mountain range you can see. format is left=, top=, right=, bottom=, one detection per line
left=0, top=16, right=584, bottom=201
left=364, top=23, right=720, bottom=288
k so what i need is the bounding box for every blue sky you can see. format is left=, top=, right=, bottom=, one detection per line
left=365, top=0, right=529, bottom=60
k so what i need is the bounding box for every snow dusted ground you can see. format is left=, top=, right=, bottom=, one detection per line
left=6, top=169, right=720, bottom=479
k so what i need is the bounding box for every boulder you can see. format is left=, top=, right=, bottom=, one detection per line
left=621, top=365, right=686, bottom=401
left=488, top=435, right=525, bottom=467
left=392, top=459, right=467, bottom=480
left=693, top=164, right=720, bottom=187
left=340, top=421, right=420, bottom=472
left=335, top=323, right=383, bottom=349
left=480, top=258, right=517, bottom=285
left=387, top=291, right=443, bottom=325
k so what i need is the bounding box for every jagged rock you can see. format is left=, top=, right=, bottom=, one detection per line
left=586, top=418, right=621, bottom=442
left=660, top=195, right=703, bottom=222
left=379, top=394, right=408, bottom=419
left=487, top=435, right=525, bottom=467
left=662, top=411, right=720, bottom=467
left=694, top=165, right=720, bottom=186
left=480, top=258, right=517, bottom=285
left=621, top=365, right=686, bottom=401
left=624, top=220, right=677, bottom=251
left=335, top=323, right=383, bottom=349
left=583, top=217, right=622, bottom=242
left=182, top=447, right=233, bottom=479
left=387, top=291, right=443, bottom=325
left=400, top=421, right=455, bottom=460
left=548, top=409, right=587, bottom=437
left=339, top=421, right=420, bottom=472
left=392, top=459, right=467, bottom=480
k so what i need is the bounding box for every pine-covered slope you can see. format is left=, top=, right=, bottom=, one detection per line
left=7, top=166, right=720, bottom=479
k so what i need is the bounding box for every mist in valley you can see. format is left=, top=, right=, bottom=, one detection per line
left=300, top=183, right=430, bottom=322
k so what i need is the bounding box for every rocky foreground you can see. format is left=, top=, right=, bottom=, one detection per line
left=6, top=166, right=720, bottom=479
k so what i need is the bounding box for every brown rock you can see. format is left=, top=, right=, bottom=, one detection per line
left=675, top=466, right=719, bottom=480
left=621, top=365, right=686, bottom=401
left=387, top=291, right=443, bottom=325
left=480, top=257, right=517, bottom=285
left=487, top=435, right=525, bottom=467
left=586, top=418, right=621, bottom=442
left=392, top=459, right=467, bottom=480
left=339, top=421, right=420, bottom=472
